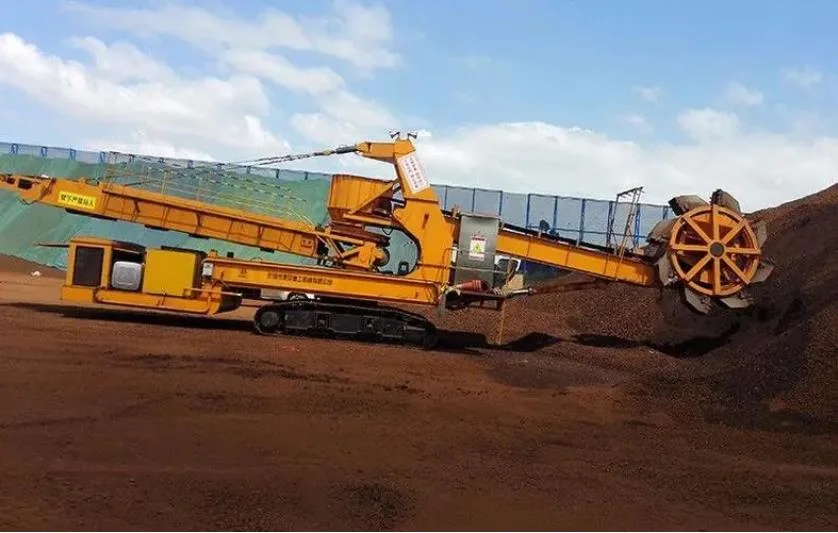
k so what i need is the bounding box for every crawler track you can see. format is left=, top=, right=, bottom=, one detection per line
left=253, top=299, right=439, bottom=348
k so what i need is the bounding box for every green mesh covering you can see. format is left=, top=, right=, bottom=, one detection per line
left=0, top=151, right=332, bottom=270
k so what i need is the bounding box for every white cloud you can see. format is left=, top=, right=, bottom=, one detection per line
left=45, top=1, right=407, bottom=163
left=633, top=85, right=662, bottom=102
left=81, top=132, right=216, bottom=161
left=725, top=81, right=764, bottom=106
left=783, top=65, right=823, bottom=88
left=288, top=89, right=402, bottom=154
left=221, top=48, right=346, bottom=95
left=68, top=36, right=176, bottom=83
left=0, top=32, right=286, bottom=158
left=622, top=113, right=653, bottom=134
left=415, top=123, right=838, bottom=211
left=287, top=89, right=407, bottom=176
left=677, top=108, right=740, bottom=140
left=64, top=0, right=400, bottom=73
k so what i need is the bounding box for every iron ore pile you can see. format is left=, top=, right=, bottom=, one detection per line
left=448, top=183, right=838, bottom=433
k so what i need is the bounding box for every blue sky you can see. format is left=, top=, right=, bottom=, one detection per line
left=0, top=0, right=836, bottom=209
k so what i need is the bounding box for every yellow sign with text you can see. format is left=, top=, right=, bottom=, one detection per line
left=57, top=191, right=97, bottom=210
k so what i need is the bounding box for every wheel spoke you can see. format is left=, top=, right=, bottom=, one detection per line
left=722, top=219, right=746, bottom=245
left=670, top=243, right=708, bottom=253
left=684, top=215, right=712, bottom=244
left=713, top=257, right=722, bottom=294
left=722, top=255, right=749, bottom=284
left=712, top=205, right=720, bottom=241
left=685, top=253, right=712, bottom=281
left=727, top=246, right=760, bottom=255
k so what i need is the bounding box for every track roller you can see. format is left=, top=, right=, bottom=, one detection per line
left=253, top=299, right=439, bottom=349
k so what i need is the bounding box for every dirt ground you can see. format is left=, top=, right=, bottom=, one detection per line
left=0, top=260, right=836, bottom=531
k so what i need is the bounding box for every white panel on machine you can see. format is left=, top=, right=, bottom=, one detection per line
left=396, top=152, right=430, bottom=194
left=111, top=261, right=143, bottom=291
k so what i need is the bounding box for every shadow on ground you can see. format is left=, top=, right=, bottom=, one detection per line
left=571, top=323, right=742, bottom=358
left=1, top=302, right=561, bottom=355
left=433, top=331, right=561, bottom=354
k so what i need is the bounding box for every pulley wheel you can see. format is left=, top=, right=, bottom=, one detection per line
left=667, top=204, right=763, bottom=297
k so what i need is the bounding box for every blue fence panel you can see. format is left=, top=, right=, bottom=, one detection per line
left=474, top=188, right=502, bottom=216
left=76, top=150, right=101, bottom=164
left=443, top=186, right=476, bottom=212
left=435, top=185, right=448, bottom=208
left=500, top=192, right=527, bottom=227
left=15, top=143, right=43, bottom=157
left=526, top=194, right=556, bottom=231
left=581, top=199, right=611, bottom=246
left=639, top=204, right=671, bottom=237
left=555, top=197, right=583, bottom=235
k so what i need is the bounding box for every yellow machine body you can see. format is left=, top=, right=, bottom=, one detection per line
left=142, top=248, right=202, bottom=297
left=52, top=237, right=241, bottom=316
left=50, top=236, right=441, bottom=317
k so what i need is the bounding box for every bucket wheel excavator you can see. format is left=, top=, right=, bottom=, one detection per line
left=0, top=135, right=774, bottom=348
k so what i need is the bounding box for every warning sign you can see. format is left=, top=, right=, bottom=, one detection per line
left=57, top=191, right=97, bottom=210
left=468, top=235, right=487, bottom=261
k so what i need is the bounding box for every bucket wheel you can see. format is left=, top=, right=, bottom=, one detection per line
left=667, top=204, right=762, bottom=297
left=647, top=189, right=774, bottom=314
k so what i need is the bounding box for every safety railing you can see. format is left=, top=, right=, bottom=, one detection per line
left=98, top=152, right=323, bottom=226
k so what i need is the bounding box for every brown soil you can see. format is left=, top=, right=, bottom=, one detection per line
left=1, top=185, right=838, bottom=530
left=0, top=254, right=63, bottom=278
